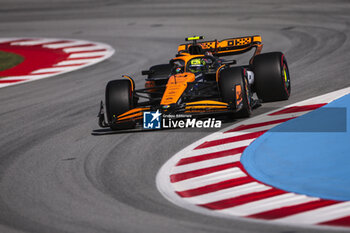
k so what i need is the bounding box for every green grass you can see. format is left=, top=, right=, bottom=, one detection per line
left=0, top=50, right=24, bottom=72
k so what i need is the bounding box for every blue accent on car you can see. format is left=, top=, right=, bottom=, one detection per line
left=241, top=94, right=350, bottom=201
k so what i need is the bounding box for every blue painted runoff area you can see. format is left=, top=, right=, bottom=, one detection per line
left=241, top=94, right=350, bottom=201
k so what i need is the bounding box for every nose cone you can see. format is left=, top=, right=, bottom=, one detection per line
left=160, top=73, right=195, bottom=105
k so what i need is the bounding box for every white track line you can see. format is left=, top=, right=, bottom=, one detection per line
left=273, top=201, right=350, bottom=224
left=0, top=84, right=18, bottom=88
left=185, top=139, right=255, bottom=157
left=0, top=77, right=28, bottom=81
left=234, top=110, right=312, bottom=124
left=64, top=45, right=107, bottom=53
left=31, top=67, right=77, bottom=74
left=171, top=154, right=241, bottom=174
left=0, top=74, right=55, bottom=88
left=0, top=38, right=19, bottom=43
left=287, top=88, right=350, bottom=107
left=201, top=113, right=311, bottom=141
left=55, top=58, right=105, bottom=66
left=199, top=125, right=273, bottom=142
left=218, top=193, right=319, bottom=216
left=178, top=145, right=244, bottom=159
left=0, top=75, right=48, bottom=80
left=172, top=167, right=246, bottom=192
left=184, top=182, right=271, bottom=205
left=221, top=123, right=282, bottom=136
left=11, top=39, right=62, bottom=46
left=68, top=51, right=109, bottom=58
left=43, top=41, right=89, bottom=49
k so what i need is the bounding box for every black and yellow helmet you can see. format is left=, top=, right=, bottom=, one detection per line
left=188, top=58, right=206, bottom=73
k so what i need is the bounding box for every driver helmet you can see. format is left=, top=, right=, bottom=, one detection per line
left=188, top=58, right=206, bottom=73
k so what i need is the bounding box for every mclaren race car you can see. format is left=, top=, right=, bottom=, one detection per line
left=98, top=35, right=291, bottom=130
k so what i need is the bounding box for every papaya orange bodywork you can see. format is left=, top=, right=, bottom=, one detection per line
left=160, top=73, right=195, bottom=105
left=216, top=64, right=226, bottom=82
left=117, top=107, right=150, bottom=121
left=235, top=84, right=243, bottom=106
left=185, top=100, right=228, bottom=111
left=184, top=108, right=228, bottom=113
left=122, top=75, right=134, bottom=91
left=185, top=105, right=227, bottom=110
left=145, top=80, right=156, bottom=94
left=178, top=35, right=262, bottom=54
left=185, top=100, right=228, bottom=107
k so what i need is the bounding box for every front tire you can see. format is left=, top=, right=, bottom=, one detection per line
left=218, top=67, right=251, bottom=118
left=147, top=64, right=172, bottom=99
left=253, top=52, right=291, bottom=102
left=105, top=80, right=135, bottom=130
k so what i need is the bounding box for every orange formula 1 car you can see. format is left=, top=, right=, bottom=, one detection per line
left=98, top=35, right=291, bottom=130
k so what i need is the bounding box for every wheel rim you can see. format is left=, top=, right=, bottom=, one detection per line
left=282, top=64, right=290, bottom=92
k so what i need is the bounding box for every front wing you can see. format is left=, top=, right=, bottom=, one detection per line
left=99, top=100, right=244, bottom=128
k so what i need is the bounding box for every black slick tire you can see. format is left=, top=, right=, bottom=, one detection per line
left=218, top=67, right=251, bottom=118
left=253, top=52, right=291, bottom=102
left=105, top=80, right=135, bottom=130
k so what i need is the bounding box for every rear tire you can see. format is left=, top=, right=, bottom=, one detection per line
left=105, top=80, right=135, bottom=130
left=218, top=67, right=251, bottom=118
left=253, top=52, right=291, bottom=102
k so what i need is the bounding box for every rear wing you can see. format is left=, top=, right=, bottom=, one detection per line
left=178, top=35, right=262, bottom=57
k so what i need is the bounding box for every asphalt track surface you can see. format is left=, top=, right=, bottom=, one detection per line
left=0, top=0, right=350, bottom=232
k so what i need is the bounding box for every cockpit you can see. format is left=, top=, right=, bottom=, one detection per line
left=170, top=55, right=221, bottom=75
